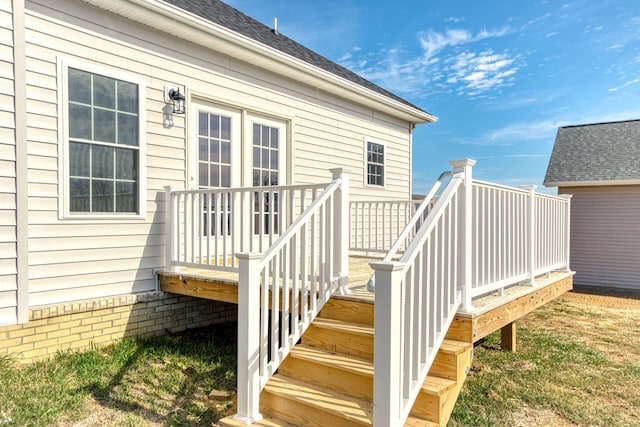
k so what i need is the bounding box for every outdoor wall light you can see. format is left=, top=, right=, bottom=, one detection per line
left=166, top=87, right=186, bottom=114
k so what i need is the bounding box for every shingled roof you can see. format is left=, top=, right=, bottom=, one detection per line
left=544, top=119, right=640, bottom=186
left=161, top=0, right=430, bottom=117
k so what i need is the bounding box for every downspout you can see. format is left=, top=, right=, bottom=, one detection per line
left=13, top=0, right=28, bottom=324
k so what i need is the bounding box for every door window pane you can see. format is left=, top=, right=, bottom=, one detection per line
left=197, top=110, right=232, bottom=188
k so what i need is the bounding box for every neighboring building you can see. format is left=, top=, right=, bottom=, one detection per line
left=544, top=119, right=640, bottom=291
left=0, top=0, right=434, bottom=360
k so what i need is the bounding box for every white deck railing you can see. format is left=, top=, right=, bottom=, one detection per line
left=350, top=200, right=421, bottom=254
left=372, top=159, right=571, bottom=426
left=466, top=181, right=571, bottom=308
left=164, top=182, right=330, bottom=272
left=371, top=161, right=469, bottom=426
left=233, top=169, right=350, bottom=424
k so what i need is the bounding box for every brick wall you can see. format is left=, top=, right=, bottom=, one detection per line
left=0, top=292, right=238, bottom=363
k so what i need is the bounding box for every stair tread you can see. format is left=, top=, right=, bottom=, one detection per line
left=405, top=415, right=439, bottom=427
left=422, top=375, right=457, bottom=396
left=289, top=344, right=373, bottom=376
left=264, top=374, right=373, bottom=425
left=219, top=415, right=299, bottom=427
left=312, top=317, right=374, bottom=336
left=439, top=339, right=472, bottom=355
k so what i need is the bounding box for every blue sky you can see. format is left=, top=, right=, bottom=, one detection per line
left=226, top=0, right=640, bottom=194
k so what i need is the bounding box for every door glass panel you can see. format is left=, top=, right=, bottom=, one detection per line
left=197, top=112, right=232, bottom=189
left=252, top=122, right=281, bottom=233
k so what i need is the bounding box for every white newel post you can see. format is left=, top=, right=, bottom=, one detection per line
left=520, top=185, right=537, bottom=286
left=164, top=186, right=177, bottom=273
left=561, top=194, right=572, bottom=273
left=449, top=159, right=476, bottom=313
left=371, top=261, right=405, bottom=426
left=330, top=168, right=351, bottom=295
left=234, top=252, right=263, bottom=425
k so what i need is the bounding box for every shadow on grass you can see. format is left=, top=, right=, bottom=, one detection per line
left=72, top=322, right=238, bottom=426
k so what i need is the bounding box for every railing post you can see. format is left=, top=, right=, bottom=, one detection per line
left=164, top=186, right=178, bottom=273
left=371, top=261, right=405, bottom=427
left=234, top=252, right=263, bottom=425
left=560, top=194, right=572, bottom=273
left=330, top=168, right=351, bottom=295
left=520, top=185, right=537, bottom=286
left=449, top=159, right=476, bottom=313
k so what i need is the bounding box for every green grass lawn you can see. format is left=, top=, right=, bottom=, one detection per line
left=1, top=296, right=638, bottom=426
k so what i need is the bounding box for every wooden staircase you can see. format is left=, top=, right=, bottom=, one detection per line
left=221, top=297, right=472, bottom=427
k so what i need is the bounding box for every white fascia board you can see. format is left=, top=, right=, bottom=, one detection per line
left=544, top=180, right=640, bottom=188
left=77, top=0, right=437, bottom=125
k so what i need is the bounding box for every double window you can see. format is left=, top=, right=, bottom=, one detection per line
left=62, top=61, right=145, bottom=217
left=366, top=140, right=385, bottom=187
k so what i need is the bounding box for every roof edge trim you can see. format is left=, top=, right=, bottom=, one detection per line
left=77, top=0, right=437, bottom=124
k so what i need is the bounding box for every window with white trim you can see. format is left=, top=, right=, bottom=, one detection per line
left=63, top=63, right=144, bottom=216
left=366, top=140, right=385, bottom=186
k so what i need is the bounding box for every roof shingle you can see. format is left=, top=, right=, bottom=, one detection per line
left=544, top=119, right=640, bottom=186
left=162, top=0, right=430, bottom=116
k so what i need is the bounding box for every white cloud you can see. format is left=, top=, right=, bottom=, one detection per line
left=608, top=78, right=640, bottom=92
left=446, top=51, right=519, bottom=95
left=418, top=27, right=509, bottom=60
left=445, top=16, right=465, bottom=23
left=473, top=119, right=571, bottom=145
left=340, top=26, right=517, bottom=99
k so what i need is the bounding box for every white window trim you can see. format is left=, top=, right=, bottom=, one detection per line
left=57, top=57, right=147, bottom=220
left=363, top=137, right=386, bottom=188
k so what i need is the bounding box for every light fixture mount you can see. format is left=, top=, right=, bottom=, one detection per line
left=166, top=86, right=186, bottom=114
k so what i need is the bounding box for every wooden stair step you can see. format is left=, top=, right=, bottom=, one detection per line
left=308, top=317, right=374, bottom=336
left=219, top=415, right=299, bottom=427
left=287, top=343, right=373, bottom=376
left=439, top=338, right=471, bottom=355
left=421, top=375, right=457, bottom=396
left=404, top=415, right=439, bottom=427
left=279, top=344, right=374, bottom=400
left=320, top=297, right=375, bottom=325
left=302, top=317, right=374, bottom=360
left=261, top=374, right=373, bottom=427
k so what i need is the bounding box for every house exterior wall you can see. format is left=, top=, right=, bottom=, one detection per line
left=0, top=292, right=237, bottom=363
left=0, top=0, right=18, bottom=324
left=559, top=185, right=640, bottom=290
left=0, top=0, right=418, bottom=330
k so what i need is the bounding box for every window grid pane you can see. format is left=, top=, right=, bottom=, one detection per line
left=68, top=68, right=139, bottom=213
left=367, top=141, right=385, bottom=186
left=197, top=112, right=232, bottom=189
left=252, top=123, right=280, bottom=234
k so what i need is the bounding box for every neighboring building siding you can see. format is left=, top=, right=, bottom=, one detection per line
left=560, top=185, right=640, bottom=290
left=0, top=0, right=18, bottom=325
left=22, top=0, right=414, bottom=308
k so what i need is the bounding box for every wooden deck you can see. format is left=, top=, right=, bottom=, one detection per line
left=159, top=256, right=573, bottom=338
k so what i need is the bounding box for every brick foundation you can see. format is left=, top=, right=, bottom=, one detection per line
left=0, top=292, right=238, bottom=363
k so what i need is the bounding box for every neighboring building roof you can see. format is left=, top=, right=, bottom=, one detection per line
left=544, top=119, right=640, bottom=187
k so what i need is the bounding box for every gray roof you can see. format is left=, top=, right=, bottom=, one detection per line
left=544, top=119, right=640, bottom=186
left=162, top=0, right=430, bottom=116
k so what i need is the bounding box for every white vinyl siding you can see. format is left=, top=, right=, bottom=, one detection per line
left=560, top=185, right=640, bottom=290
left=18, top=0, right=415, bottom=307
left=0, top=0, right=17, bottom=325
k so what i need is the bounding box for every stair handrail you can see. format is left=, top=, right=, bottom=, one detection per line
left=366, top=170, right=451, bottom=291
left=234, top=168, right=350, bottom=425
left=372, top=159, right=474, bottom=426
